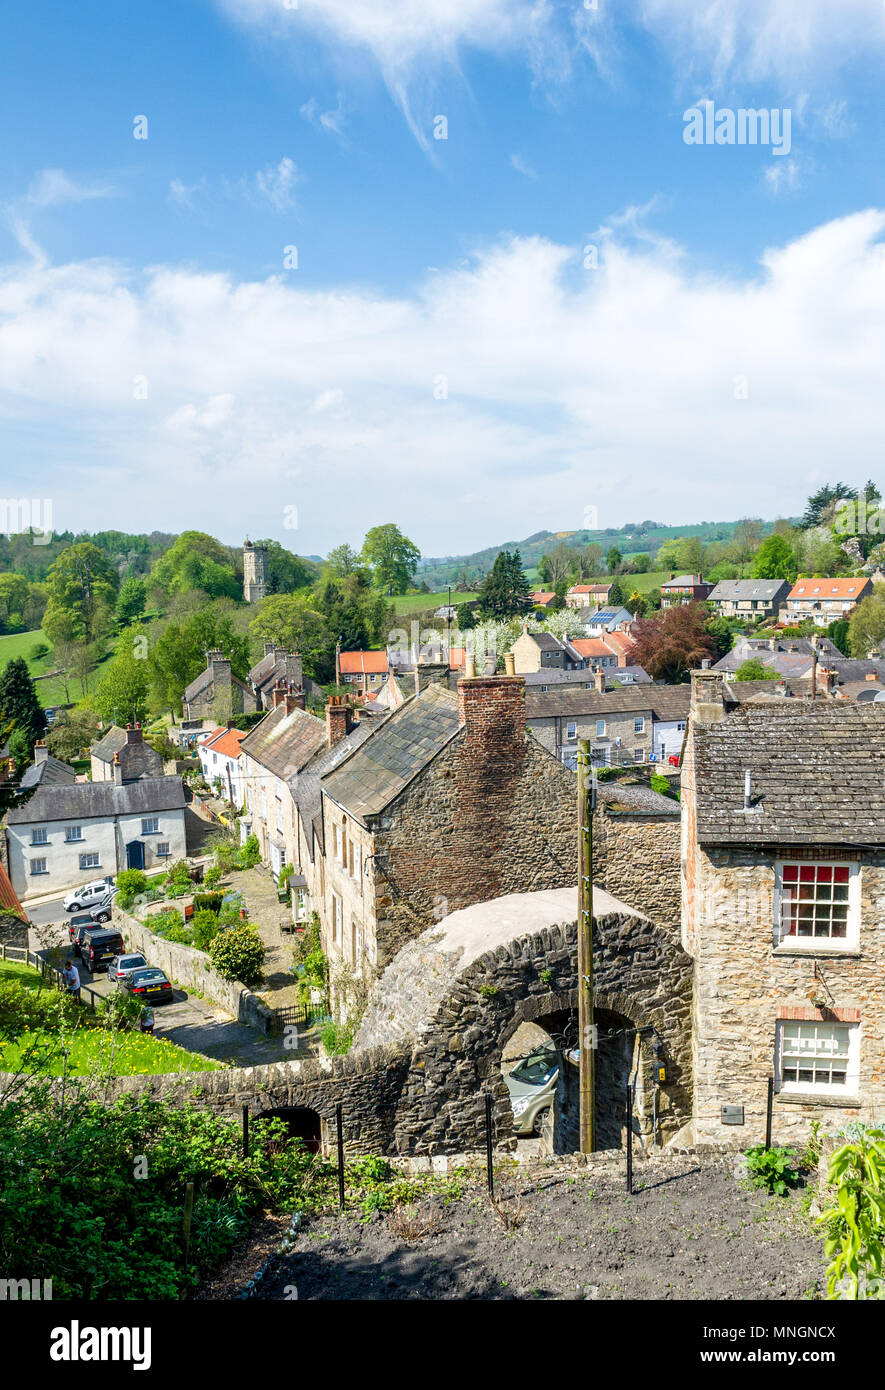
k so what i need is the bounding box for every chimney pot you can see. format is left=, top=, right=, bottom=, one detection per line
left=504, top=653, right=516, bottom=676
left=34, top=740, right=48, bottom=763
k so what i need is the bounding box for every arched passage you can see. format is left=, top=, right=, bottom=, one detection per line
left=256, top=1106, right=323, bottom=1154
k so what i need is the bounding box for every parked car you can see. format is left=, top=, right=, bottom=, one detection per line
left=89, top=889, right=118, bottom=923
left=504, top=1045, right=559, bottom=1137
left=79, top=927, right=125, bottom=972
left=63, top=879, right=114, bottom=913
left=68, top=912, right=97, bottom=944
left=107, top=953, right=148, bottom=986
left=119, top=967, right=174, bottom=1005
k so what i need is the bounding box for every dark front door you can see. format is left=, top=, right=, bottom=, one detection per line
left=126, top=840, right=145, bottom=870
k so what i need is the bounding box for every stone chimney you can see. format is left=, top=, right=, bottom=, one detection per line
left=594, top=666, right=606, bottom=694
left=125, top=722, right=143, bottom=744
left=326, top=695, right=350, bottom=747
left=264, top=641, right=277, bottom=657
left=690, top=669, right=727, bottom=725
left=457, top=672, right=526, bottom=756
left=34, top=740, right=48, bottom=763
left=112, top=751, right=123, bottom=786
left=413, top=661, right=450, bottom=697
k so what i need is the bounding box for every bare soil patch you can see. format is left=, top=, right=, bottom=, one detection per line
left=248, top=1156, right=824, bottom=1301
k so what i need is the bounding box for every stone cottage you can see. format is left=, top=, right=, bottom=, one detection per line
left=681, top=669, right=885, bottom=1141
left=90, top=723, right=163, bottom=783
left=183, top=651, right=257, bottom=722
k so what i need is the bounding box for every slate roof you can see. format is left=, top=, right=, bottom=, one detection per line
left=522, top=669, right=598, bottom=687
left=608, top=665, right=652, bottom=685
left=7, top=776, right=187, bottom=825
left=525, top=685, right=690, bottom=722
left=322, top=683, right=462, bottom=823
left=693, top=704, right=885, bottom=846
left=183, top=664, right=252, bottom=702
left=90, top=727, right=163, bottom=781
left=292, top=718, right=380, bottom=855
left=239, top=704, right=327, bottom=780
left=21, top=755, right=77, bottom=789
left=595, top=780, right=680, bottom=818
left=524, top=631, right=565, bottom=652
left=708, top=579, right=790, bottom=603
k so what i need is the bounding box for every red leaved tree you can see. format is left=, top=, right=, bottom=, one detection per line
left=630, top=603, right=718, bottom=683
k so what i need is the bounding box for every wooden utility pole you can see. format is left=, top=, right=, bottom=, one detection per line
left=577, top=739, right=596, bottom=1153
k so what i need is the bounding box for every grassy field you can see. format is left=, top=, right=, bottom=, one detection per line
left=0, top=628, right=115, bottom=709
left=391, top=590, right=479, bottom=617
left=0, top=1027, right=221, bottom=1075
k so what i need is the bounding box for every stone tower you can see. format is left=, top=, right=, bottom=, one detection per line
left=243, top=539, right=268, bottom=604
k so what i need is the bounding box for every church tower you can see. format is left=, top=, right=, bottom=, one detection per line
left=243, top=539, right=268, bottom=604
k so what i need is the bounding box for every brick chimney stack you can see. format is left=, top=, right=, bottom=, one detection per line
left=272, top=680, right=287, bottom=709
left=326, top=695, right=350, bottom=747
left=34, top=740, right=48, bottom=763
left=285, top=684, right=306, bottom=715
left=457, top=673, right=526, bottom=755
left=594, top=666, right=605, bottom=694
left=112, top=751, right=123, bottom=786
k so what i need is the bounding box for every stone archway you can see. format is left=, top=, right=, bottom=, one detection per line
left=356, top=885, right=694, bottom=1157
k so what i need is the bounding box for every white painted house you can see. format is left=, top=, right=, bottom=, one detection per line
left=5, top=774, right=188, bottom=900
left=197, top=725, right=248, bottom=805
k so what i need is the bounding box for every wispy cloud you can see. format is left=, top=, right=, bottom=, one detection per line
left=764, top=157, right=804, bottom=197
left=509, top=152, right=537, bottom=180
left=253, top=156, right=300, bottom=211
left=300, top=95, right=347, bottom=139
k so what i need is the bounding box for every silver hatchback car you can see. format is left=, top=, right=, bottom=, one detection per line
left=107, top=953, right=148, bottom=987
left=505, top=1046, right=559, bottom=1136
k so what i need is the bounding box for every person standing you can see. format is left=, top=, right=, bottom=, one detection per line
left=61, top=959, right=81, bottom=1005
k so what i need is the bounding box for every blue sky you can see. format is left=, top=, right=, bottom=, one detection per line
left=2, top=0, right=885, bottom=557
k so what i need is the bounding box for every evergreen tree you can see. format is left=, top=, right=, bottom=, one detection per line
left=478, top=550, right=531, bottom=619
left=0, top=657, right=45, bottom=752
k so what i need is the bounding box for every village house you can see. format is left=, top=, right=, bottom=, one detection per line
left=780, top=576, right=873, bottom=627
left=529, top=590, right=558, bottom=609
left=23, top=741, right=76, bottom=790
left=4, top=772, right=188, bottom=897
left=90, top=723, right=162, bottom=783
left=569, top=632, right=636, bottom=669
left=197, top=724, right=249, bottom=804
left=509, top=627, right=585, bottom=674
left=581, top=606, right=635, bottom=637
left=238, top=684, right=326, bottom=881
left=707, top=578, right=791, bottom=622
left=316, top=667, right=578, bottom=974
left=248, top=643, right=314, bottom=709
left=183, top=650, right=257, bottom=721
left=681, top=669, right=885, bottom=1141
left=714, top=634, right=842, bottom=681
left=660, top=573, right=714, bottom=607
left=565, top=582, right=612, bottom=609
left=337, top=649, right=389, bottom=691
left=524, top=683, right=690, bottom=769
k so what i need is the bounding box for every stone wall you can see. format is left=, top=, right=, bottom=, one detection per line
left=0, top=1042, right=412, bottom=1156
left=371, top=723, right=578, bottom=967
left=0, top=911, right=28, bottom=950
left=687, top=844, right=885, bottom=1143
left=112, top=906, right=273, bottom=1034
left=592, top=809, right=682, bottom=935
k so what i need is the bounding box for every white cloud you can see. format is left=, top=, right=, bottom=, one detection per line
left=25, top=169, right=113, bottom=208
left=763, top=157, right=804, bottom=197
left=300, top=95, right=347, bottom=138
left=636, top=0, right=885, bottom=87
left=253, top=156, right=300, bottom=211
left=509, top=153, right=537, bottom=180
left=1, top=211, right=884, bottom=551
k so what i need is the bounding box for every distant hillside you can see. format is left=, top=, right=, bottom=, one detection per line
left=416, top=518, right=783, bottom=588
